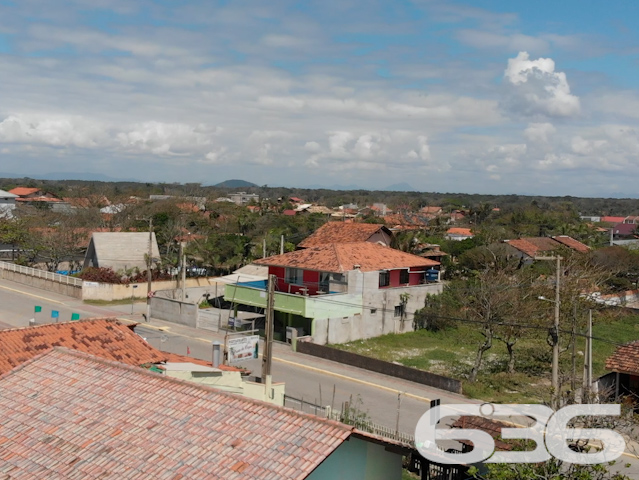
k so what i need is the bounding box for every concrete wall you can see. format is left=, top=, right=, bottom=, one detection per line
left=150, top=296, right=198, bottom=327
left=82, top=278, right=224, bottom=301
left=0, top=269, right=82, bottom=298
left=297, top=341, right=462, bottom=394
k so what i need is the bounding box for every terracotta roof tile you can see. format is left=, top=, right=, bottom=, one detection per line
left=551, top=235, right=590, bottom=253
left=606, top=341, right=639, bottom=375
left=0, top=318, right=166, bottom=375
left=505, top=236, right=589, bottom=257
left=0, top=348, right=354, bottom=479
left=8, top=187, right=41, bottom=196
left=255, top=242, right=439, bottom=273
left=298, top=223, right=390, bottom=248
left=446, top=227, right=473, bottom=236
left=451, top=416, right=513, bottom=451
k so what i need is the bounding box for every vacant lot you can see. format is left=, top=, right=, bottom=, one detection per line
left=334, top=310, right=639, bottom=403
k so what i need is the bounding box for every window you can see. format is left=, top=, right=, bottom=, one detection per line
left=379, top=271, right=390, bottom=288
left=319, top=272, right=330, bottom=292
left=399, top=269, right=409, bottom=284
left=331, top=273, right=346, bottom=284
left=394, top=305, right=404, bottom=317
left=285, top=267, right=303, bottom=285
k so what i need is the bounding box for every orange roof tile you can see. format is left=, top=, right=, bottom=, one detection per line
left=0, top=348, right=356, bottom=479
left=255, top=242, right=439, bottom=272
left=0, top=318, right=167, bottom=375
left=551, top=235, right=590, bottom=253
left=298, top=222, right=390, bottom=248
left=505, top=236, right=589, bottom=257
left=8, top=187, right=41, bottom=196
left=601, top=216, right=627, bottom=224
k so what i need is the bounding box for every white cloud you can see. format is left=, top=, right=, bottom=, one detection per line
left=0, top=114, right=108, bottom=148
left=503, top=52, right=580, bottom=118
left=524, top=122, right=556, bottom=143
left=570, top=135, right=607, bottom=155
left=304, top=130, right=447, bottom=172
left=116, top=121, right=216, bottom=156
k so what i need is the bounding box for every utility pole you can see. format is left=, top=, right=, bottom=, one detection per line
left=181, top=245, right=186, bottom=302
left=536, top=255, right=562, bottom=409
left=146, top=217, right=153, bottom=322
left=583, top=310, right=593, bottom=403
left=262, top=274, right=276, bottom=379
left=280, top=235, right=284, bottom=255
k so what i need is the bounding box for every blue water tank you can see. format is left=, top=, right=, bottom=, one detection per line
left=425, top=268, right=439, bottom=282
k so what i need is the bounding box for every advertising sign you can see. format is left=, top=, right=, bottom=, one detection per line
left=228, top=335, right=259, bottom=365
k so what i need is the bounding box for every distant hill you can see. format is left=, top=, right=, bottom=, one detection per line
left=214, top=179, right=258, bottom=188
left=384, top=182, right=415, bottom=192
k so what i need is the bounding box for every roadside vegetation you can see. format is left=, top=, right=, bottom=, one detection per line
left=336, top=309, right=638, bottom=404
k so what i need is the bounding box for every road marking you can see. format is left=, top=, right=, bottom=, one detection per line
left=0, top=284, right=67, bottom=305
left=272, top=355, right=432, bottom=403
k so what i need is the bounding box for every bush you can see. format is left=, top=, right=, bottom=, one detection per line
left=78, top=267, right=127, bottom=284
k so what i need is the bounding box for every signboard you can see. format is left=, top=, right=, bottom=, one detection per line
left=227, top=335, right=259, bottom=365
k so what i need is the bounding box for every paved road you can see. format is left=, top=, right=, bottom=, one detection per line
left=3, top=278, right=639, bottom=477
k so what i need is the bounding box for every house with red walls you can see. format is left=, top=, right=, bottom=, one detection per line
left=225, top=242, right=442, bottom=344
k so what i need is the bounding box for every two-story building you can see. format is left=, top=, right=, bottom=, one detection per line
left=225, top=242, right=442, bottom=344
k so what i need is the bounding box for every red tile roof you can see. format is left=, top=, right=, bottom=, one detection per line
left=446, top=227, right=473, bottom=236
left=0, top=318, right=166, bottom=375
left=15, top=196, right=63, bottom=203
left=601, top=216, right=627, bottom=225
left=606, top=342, right=639, bottom=375
left=0, top=348, right=356, bottom=479
left=282, top=209, right=297, bottom=215
left=505, top=236, right=589, bottom=257
left=298, top=222, right=390, bottom=248
left=8, top=187, right=41, bottom=196
left=551, top=235, right=591, bottom=253
left=255, top=242, right=439, bottom=272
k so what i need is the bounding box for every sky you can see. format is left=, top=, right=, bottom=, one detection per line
left=0, top=0, right=638, bottom=196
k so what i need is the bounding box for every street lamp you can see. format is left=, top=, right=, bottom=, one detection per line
left=535, top=255, right=562, bottom=410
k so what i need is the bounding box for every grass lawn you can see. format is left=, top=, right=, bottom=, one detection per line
left=334, top=310, right=639, bottom=404
left=83, top=298, right=146, bottom=306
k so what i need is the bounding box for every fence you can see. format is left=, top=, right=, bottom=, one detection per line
left=0, top=261, right=83, bottom=286
left=283, top=394, right=415, bottom=446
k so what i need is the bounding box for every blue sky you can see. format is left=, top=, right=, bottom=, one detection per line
left=0, top=0, right=638, bottom=196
